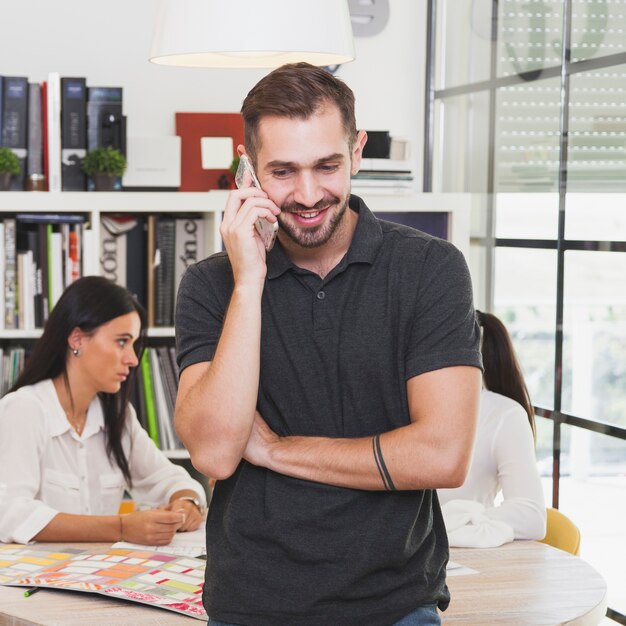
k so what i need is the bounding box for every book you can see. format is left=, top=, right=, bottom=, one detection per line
left=48, top=228, right=63, bottom=312
left=16, top=250, right=35, bottom=330
left=174, top=216, right=205, bottom=303
left=125, top=215, right=147, bottom=308
left=146, top=214, right=156, bottom=327
left=155, top=217, right=176, bottom=326
left=46, top=72, right=62, bottom=192
left=359, top=158, right=414, bottom=173
left=82, top=226, right=95, bottom=277
left=99, top=214, right=132, bottom=286
left=0, top=223, right=4, bottom=330
left=86, top=87, right=125, bottom=191
left=40, top=80, right=48, bottom=189
left=67, top=224, right=82, bottom=285
left=26, top=82, right=44, bottom=179
left=140, top=350, right=160, bottom=447
left=157, top=345, right=179, bottom=412
left=37, top=223, right=49, bottom=325
left=3, top=218, right=17, bottom=329
left=0, top=77, right=4, bottom=151
left=1, top=77, right=29, bottom=190
left=61, top=77, right=87, bottom=191
left=149, top=347, right=178, bottom=451
left=0, top=544, right=207, bottom=621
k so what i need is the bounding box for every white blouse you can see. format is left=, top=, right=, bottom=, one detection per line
left=0, top=379, right=206, bottom=544
left=438, top=389, right=546, bottom=542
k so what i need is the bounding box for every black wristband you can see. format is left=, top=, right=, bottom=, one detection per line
left=372, top=434, right=397, bottom=491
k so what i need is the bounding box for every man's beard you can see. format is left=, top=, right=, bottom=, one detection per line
left=278, top=194, right=350, bottom=249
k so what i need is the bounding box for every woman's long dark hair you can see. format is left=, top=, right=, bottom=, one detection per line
left=476, top=311, right=536, bottom=439
left=11, top=276, right=147, bottom=485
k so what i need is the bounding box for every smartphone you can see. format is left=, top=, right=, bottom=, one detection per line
left=235, top=155, right=279, bottom=252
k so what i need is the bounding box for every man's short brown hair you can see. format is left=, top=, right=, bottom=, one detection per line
left=241, top=62, right=357, bottom=164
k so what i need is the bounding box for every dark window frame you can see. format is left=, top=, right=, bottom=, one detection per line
left=425, top=2, right=626, bottom=623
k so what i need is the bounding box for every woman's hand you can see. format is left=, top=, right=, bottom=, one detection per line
left=120, top=509, right=186, bottom=545
left=164, top=498, right=204, bottom=532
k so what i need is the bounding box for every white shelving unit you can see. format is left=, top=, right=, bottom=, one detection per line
left=0, top=189, right=472, bottom=341
left=0, top=190, right=471, bottom=461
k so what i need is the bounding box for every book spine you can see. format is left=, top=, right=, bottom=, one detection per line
left=4, top=219, right=17, bottom=329
left=86, top=86, right=123, bottom=151
left=38, top=223, right=49, bottom=324
left=149, top=348, right=173, bottom=450
left=174, top=217, right=205, bottom=303
left=26, top=83, right=44, bottom=177
left=155, top=218, right=175, bottom=327
left=140, top=350, right=160, bottom=448
left=40, top=81, right=48, bottom=189
left=99, top=217, right=127, bottom=286
left=0, top=223, right=4, bottom=330
left=146, top=215, right=156, bottom=327
left=24, top=228, right=42, bottom=328
left=61, top=77, right=87, bottom=191
left=68, top=224, right=81, bottom=284
left=46, top=73, right=62, bottom=193
left=17, top=250, right=35, bottom=330
left=0, top=76, right=4, bottom=150
left=125, top=216, right=147, bottom=307
left=82, top=227, right=95, bottom=277
left=2, top=77, right=29, bottom=191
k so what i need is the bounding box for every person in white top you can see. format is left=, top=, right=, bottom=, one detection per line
left=438, top=311, right=546, bottom=547
left=0, top=276, right=206, bottom=545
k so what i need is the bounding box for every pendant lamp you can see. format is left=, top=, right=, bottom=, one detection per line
left=150, top=0, right=355, bottom=69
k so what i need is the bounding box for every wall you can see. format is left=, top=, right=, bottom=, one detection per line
left=0, top=0, right=427, bottom=186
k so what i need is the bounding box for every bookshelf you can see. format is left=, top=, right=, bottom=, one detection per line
left=0, top=190, right=472, bottom=337
left=0, top=189, right=471, bottom=459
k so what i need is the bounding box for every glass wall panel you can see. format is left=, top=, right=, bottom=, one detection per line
left=560, top=426, right=626, bottom=617
left=567, top=65, right=626, bottom=191
left=566, top=193, right=626, bottom=240
left=433, top=92, right=490, bottom=192
left=494, top=248, right=557, bottom=410
left=495, top=192, right=559, bottom=239
left=562, top=251, right=626, bottom=428
left=571, top=0, right=626, bottom=62
left=494, top=77, right=562, bottom=191
left=497, top=0, right=564, bottom=77
left=536, top=415, right=554, bottom=499
left=435, top=0, right=493, bottom=89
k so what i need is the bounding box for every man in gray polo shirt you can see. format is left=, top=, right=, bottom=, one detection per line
left=175, top=62, right=482, bottom=626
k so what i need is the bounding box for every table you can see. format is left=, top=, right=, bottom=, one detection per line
left=0, top=541, right=607, bottom=625
left=444, top=541, right=608, bottom=625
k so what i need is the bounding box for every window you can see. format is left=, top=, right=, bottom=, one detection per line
left=426, top=1, right=626, bottom=622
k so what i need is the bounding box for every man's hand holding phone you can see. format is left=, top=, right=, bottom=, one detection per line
left=221, top=154, right=280, bottom=286
left=235, top=155, right=279, bottom=252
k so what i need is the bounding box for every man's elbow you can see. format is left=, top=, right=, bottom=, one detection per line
left=436, top=451, right=472, bottom=488
left=188, top=447, right=242, bottom=482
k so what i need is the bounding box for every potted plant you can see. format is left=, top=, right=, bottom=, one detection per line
left=0, top=147, right=21, bottom=191
left=82, top=146, right=127, bottom=191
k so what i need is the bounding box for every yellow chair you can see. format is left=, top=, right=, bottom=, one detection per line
left=539, top=507, right=581, bottom=555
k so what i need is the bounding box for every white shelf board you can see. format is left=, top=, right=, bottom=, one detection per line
left=0, top=190, right=229, bottom=213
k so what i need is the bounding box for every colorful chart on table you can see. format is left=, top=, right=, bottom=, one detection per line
left=0, top=545, right=207, bottom=620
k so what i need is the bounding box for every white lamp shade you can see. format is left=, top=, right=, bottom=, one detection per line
left=150, top=0, right=355, bottom=69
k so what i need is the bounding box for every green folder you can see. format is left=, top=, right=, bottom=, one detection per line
left=140, top=350, right=160, bottom=448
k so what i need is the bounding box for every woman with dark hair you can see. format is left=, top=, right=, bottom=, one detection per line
left=0, top=276, right=205, bottom=545
left=438, top=311, right=546, bottom=547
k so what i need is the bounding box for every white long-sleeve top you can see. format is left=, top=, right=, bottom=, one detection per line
left=0, top=379, right=206, bottom=544
left=438, top=389, right=546, bottom=544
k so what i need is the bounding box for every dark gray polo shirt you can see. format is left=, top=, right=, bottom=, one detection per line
left=176, top=195, right=482, bottom=626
